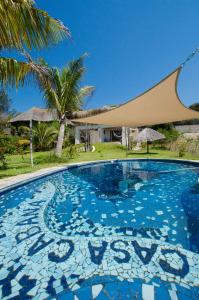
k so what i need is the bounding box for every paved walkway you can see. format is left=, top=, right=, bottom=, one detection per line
left=0, top=165, right=69, bottom=191
left=0, top=161, right=105, bottom=191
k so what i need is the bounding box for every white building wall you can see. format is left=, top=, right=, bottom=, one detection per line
left=98, top=128, right=104, bottom=143
left=75, top=127, right=80, bottom=144
left=74, top=125, right=127, bottom=144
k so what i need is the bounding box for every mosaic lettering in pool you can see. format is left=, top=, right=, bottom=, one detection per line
left=44, top=160, right=199, bottom=253
left=0, top=160, right=199, bottom=299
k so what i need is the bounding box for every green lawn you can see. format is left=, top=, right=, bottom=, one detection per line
left=1, top=142, right=199, bottom=179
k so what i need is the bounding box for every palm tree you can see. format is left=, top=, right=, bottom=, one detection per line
left=0, top=0, right=70, bottom=87
left=42, top=56, right=94, bottom=157
left=33, top=123, right=58, bottom=151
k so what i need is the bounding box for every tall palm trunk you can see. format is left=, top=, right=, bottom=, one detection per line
left=55, top=120, right=65, bottom=157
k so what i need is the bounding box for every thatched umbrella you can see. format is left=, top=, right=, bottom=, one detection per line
left=10, top=107, right=58, bottom=167
left=135, top=128, right=165, bottom=153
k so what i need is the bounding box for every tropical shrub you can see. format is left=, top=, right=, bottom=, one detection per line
left=152, top=124, right=180, bottom=149
left=0, top=149, right=7, bottom=169
left=0, top=134, right=10, bottom=168
left=0, top=134, right=30, bottom=167
left=177, top=140, right=188, bottom=157
left=17, top=125, right=30, bottom=138
left=33, top=123, right=58, bottom=151
left=0, top=143, right=7, bottom=169
left=16, top=139, right=30, bottom=160
left=0, top=134, right=19, bottom=154
left=65, top=145, right=78, bottom=159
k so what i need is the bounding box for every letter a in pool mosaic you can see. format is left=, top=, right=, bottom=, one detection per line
left=0, top=160, right=199, bottom=299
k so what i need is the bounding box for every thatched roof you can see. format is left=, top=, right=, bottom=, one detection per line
left=10, top=107, right=58, bottom=122
left=9, top=106, right=115, bottom=125
left=135, top=128, right=165, bottom=142
left=72, top=106, right=116, bottom=120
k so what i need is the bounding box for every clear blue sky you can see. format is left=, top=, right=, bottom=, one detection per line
left=7, top=0, right=199, bottom=112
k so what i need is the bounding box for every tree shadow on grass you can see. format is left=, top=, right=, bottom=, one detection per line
left=127, top=152, right=158, bottom=155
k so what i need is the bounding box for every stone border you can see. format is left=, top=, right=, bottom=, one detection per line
left=0, top=158, right=199, bottom=193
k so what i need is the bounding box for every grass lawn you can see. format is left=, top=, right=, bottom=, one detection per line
left=1, top=142, right=199, bottom=179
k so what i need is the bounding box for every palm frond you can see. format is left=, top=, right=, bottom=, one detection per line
left=66, top=86, right=95, bottom=113
left=0, top=56, right=52, bottom=87
left=43, top=84, right=62, bottom=116
left=0, top=57, right=34, bottom=86
left=41, top=55, right=95, bottom=119
left=0, top=0, right=70, bottom=50
left=60, top=56, right=86, bottom=113
left=78, top=86, right=95, bottom=99
left=33, top=122, right=58, bottom=151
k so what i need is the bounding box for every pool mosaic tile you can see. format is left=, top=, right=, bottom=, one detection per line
left=0, top=160, right=199, bottom=299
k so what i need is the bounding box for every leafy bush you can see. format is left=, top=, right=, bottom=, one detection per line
left=33, top=123, right=58, bottom=151
left=65, top=145, right=78, bottom=159
left=177, top=140, right=188, bottom=157
left=152, top=124, right=180, bottom=149
left=0, top=134, right=30, bottom=161
left=0, top=134, right=19, bottom=154
left=18, top=139, right=30, bottom=147
left=17, top=125, right=30, bottom=138
left=16, top=139, right=30, bottom=160
left=0, top=134, right=12, bottom=169
left=0, top=147, right=7, bottom=169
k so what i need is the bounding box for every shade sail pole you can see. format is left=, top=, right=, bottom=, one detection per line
left=29, top=119, right=34, bottom=167
left=125, top=127, right=128, bottom=156
left=146, top=141, right=149, bottom=154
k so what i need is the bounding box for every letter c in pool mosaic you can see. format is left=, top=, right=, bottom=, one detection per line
left=0, top=159, right=199, bottom=299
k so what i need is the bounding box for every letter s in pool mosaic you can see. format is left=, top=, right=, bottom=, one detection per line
left=0, top=159, right=199, bottom=299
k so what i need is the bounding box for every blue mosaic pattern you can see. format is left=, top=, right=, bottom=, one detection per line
left=0, top=159, right=199, bottom=299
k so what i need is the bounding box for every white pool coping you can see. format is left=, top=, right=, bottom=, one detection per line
left=0, top=158, right=198, bottom=192
left=0, top=160, right=109, bottom=192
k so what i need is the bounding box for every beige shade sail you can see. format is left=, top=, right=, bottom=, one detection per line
left=72, top=67, right=199, bottom=127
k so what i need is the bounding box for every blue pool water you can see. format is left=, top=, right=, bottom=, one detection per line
left=45, top=160, right=199, bottom=253
left=0, top=159, right=199, bottom=299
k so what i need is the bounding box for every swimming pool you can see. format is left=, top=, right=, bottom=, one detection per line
left=0, top=159, right=199, bottom=299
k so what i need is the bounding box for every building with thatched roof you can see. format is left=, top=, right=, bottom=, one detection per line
left=9, top=106, right=135, bottom=146
left=72, top=106, right=131, bottom=145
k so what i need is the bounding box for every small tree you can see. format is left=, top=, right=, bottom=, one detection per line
left=177, top=139, right=188, bottom=157
left=33, top=123, right=58, bottom=151
left=42, top=56, right=94, bottom=157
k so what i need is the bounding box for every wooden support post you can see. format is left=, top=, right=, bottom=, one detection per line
left=30, top=119, right=34, bottom=167
left=146, top=141, right=149, bottom=154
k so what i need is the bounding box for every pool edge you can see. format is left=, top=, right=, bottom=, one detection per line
left=0, top=157, right=199, bottom=195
